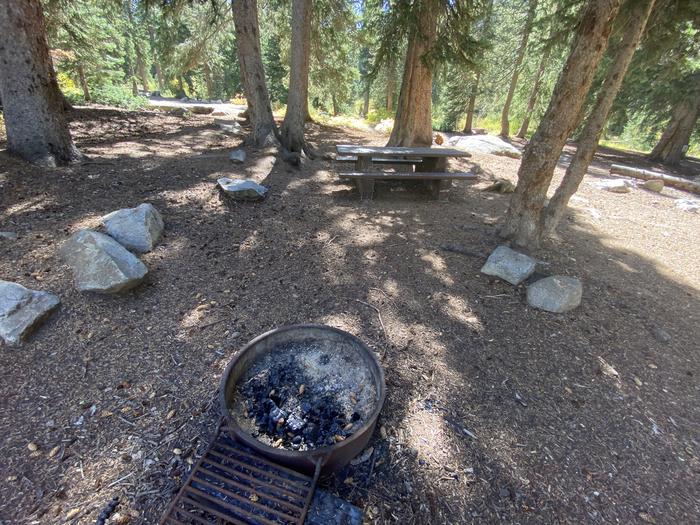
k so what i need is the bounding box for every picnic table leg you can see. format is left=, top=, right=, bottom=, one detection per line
left=354, top=155, right=374, bottom=199
left=431, top=179, right=452, bottom=201
left=357, top=178, right=375, bottom=200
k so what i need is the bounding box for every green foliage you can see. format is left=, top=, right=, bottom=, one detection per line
left=263, top=34, right=288, bottom=106
left=91, top=84, right=148, bottom=109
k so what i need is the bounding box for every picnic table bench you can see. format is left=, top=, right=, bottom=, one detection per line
left=335, top=144, right=476, bottom=200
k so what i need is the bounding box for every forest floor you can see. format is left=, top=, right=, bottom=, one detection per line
left=1, top=107, right=699, bottom=525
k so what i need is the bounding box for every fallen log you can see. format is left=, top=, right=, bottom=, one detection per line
left=610, top=164, right=700, bottom=195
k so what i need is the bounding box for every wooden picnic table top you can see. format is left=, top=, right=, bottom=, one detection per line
left=336, top=144, right=471, bottom=158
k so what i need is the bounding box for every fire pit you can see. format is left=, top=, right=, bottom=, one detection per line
left=220, top=324, right=385, bottom=474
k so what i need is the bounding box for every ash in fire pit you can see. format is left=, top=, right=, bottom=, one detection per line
left=233, top=340, right=378, bottom=451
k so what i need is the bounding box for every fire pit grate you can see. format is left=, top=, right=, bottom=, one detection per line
left=160, top=422, right=318, bottom=525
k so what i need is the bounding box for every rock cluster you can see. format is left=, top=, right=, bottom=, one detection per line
left=61, top=203, right=163, bottom=294
left=480, top=246, right=582, bottom=313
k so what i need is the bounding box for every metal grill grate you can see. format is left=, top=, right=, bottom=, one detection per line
left=160, top=424, right=317, bottom=525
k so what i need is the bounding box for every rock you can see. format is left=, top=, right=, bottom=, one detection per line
left=190, top=105, right=214, bottom=115
left=446, top=134, right=522, bottom=158
left=526, top=275, right=582, bottom=313
left=60, top=230, right=148, bottom=294
left=483, top=178, right=515, bottom=193
left=101, top=203, right=164, bottom=253
left=229, top=149, right=246, bottom=163
left=596, top=179, right=631, bottom=193
left=480, top=246, right=537, bottom=285
left=649, top=325, right=671, bottom=344
left=675, top=198, right=700, bottom=213
left=0, top=231, right=18, bottom=240
left=374, top=119, right=393, bottom=134
left=217, top=178, right=268, bottom=201
left=642, top=179, right=664, bottom=192
left=0, top=280, right=60, bottom=345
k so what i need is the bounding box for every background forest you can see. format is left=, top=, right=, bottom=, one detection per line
left=36, top=0, right=700, bottom=158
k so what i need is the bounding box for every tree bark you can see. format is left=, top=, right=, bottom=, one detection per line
left=280, top=0, right=312, bottom=154
left=500, top=0, right=538, bottom=138
left=463, top=73, right=480, bottom=134
left=231, top=0, right=276, bottom=147
left=648, top=81, right=700, bottom=166
left=203, top=62, right=214, bottom=100
left=0, top=0, right=81, bottom=166
left=501, top=0, right=621, bottom=249
left=77, top=63, right=91, bottom=101
left=387, top=0, right=439, bottom=147
left=515, top=46, right=549, bottom=138
left=543, top=0, right=656, bottom=236
left=362, top=80, right=371, bottom=118
left=331, top=92, right=339, bottom=116
left=148, top=24, right=165, bottom=92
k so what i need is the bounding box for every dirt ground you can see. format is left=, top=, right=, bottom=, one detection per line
left=1, top=107, right=699, bottom=525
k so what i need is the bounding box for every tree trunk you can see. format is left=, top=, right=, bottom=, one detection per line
left=648, top=82, right=700, bottom=166
left=463, top=73, right=480, bottom=134
left=176, top=75, right=185, bottom=98
left=232, top=0, right=276, bottom=147
left=501, top=0, right=621, bottom=249
left=154, top=62, right=165, bottom=92
left=387, top=0, right=439, bottom=147
left=332, top=92, right=339, bottom=116
left=203, top=62, right=214, bottom=100
left=77, top=63, right=91, bottom=101
left=515, top=46, right=549, bottom=138
left=148, top=25, right=165, bottom=91
left=280, top=0, right=312, bottom=154
left=543, top=0, right=656, bottom=236
left=362, top=80, right=371, bottom=118
left=500, top=0, right=538, bottom=138
left=0, top=0, right=81, bottom=166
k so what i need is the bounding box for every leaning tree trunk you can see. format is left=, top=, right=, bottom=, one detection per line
left=463, top=73, right=480, bottom=134
left=500, top=0, right=538, bottom=138
left=501, top=0, right=622, bottom=249
left=203, top=62, right=214, bottom=100
left=387, top=0, right=439, bottom=147
left=280, top=0, right=312, bottom=155
left=542, top=0, right=656, bottom=236
left=77, top=63, right=91, bottom=101
left=231, top=0, right=276, bottom=146
left=648, top=83, right=700, bottom=166
left=515, top=45, right=549, bottom=138
left=0, top=0, right=81, bottom=166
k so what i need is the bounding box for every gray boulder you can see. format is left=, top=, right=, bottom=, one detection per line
left=0, top=280, right=60, bottom=345
left=61, top=230, right=148, bottom=294
left=218, top=178, right=268, bottom=201
left=481, top=245, right=536, bottom=285
left=446, top=134, right=522, bottom=158
left=101, top=203, right=164, bottom=253
left=527, top=276, right=582, bottom=313
left=229, top=149, right=246, bottom=163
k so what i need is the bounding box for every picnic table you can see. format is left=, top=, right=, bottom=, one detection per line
left=335, top=144, right=476, bottom=200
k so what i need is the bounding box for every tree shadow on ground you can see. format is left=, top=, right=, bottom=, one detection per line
left=0, top=114, right=698, bottom=524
